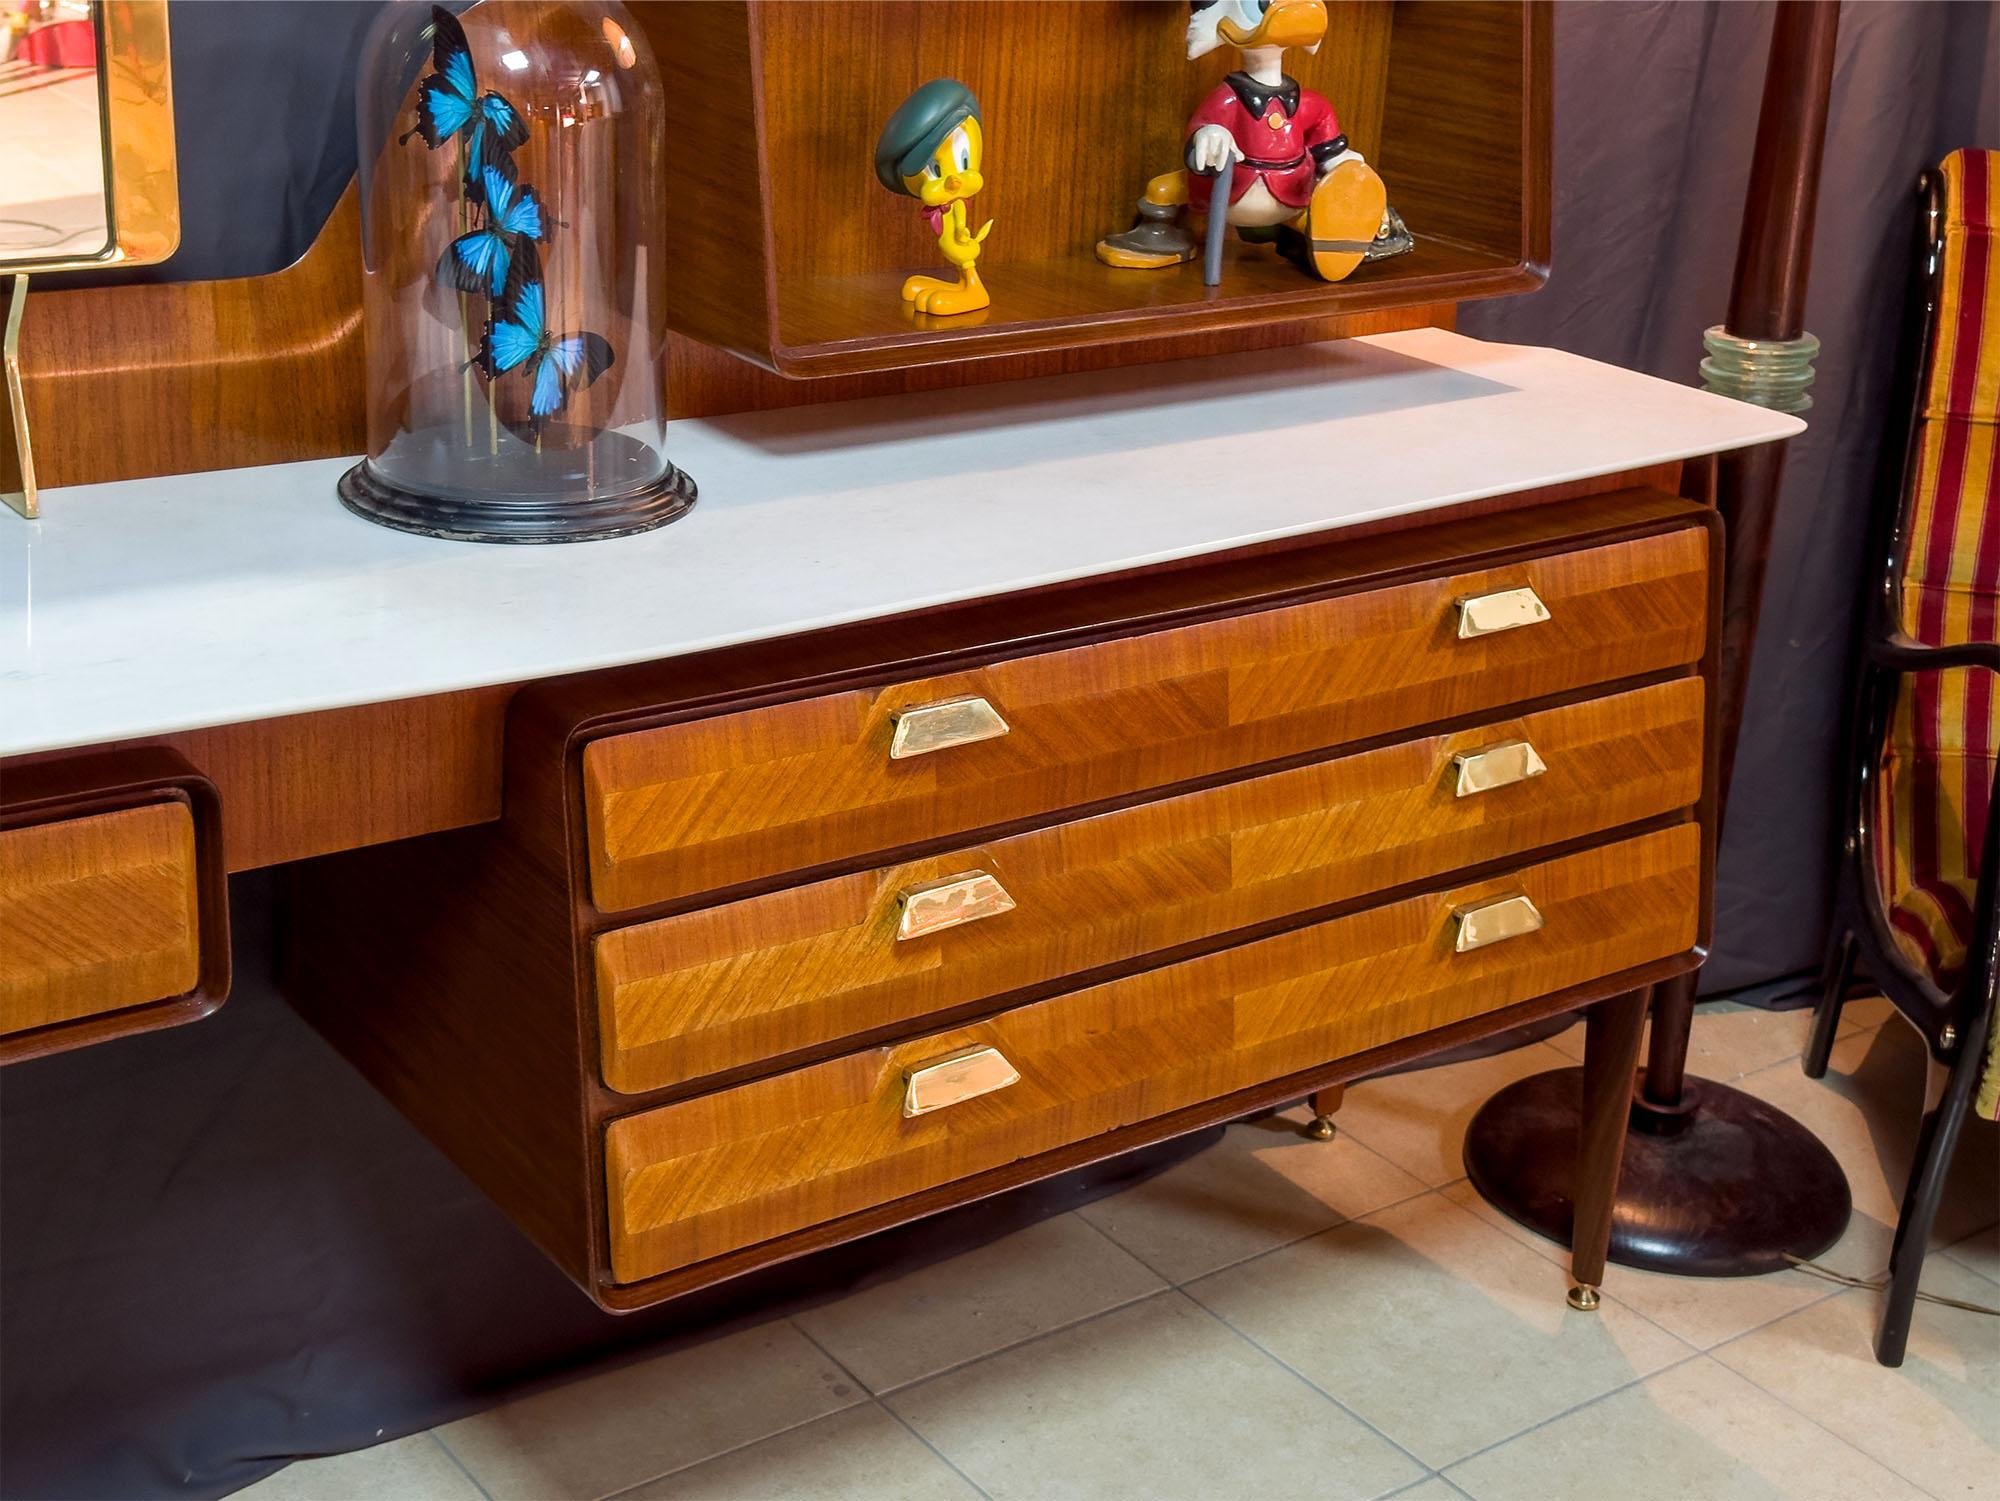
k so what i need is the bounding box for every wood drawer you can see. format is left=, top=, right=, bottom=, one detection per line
left=580, top=526, right=1709, bottom=913
left=1, top=803, right=203, bottom=1038
left=604, top=823, right=1700, bottom=1283
left=0, top=751, right=230, bottom=1062
left=595, top=678, right=1705, bottom=1093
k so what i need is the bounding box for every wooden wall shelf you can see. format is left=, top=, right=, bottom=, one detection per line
left=644, top=0, right=1550, bottom=378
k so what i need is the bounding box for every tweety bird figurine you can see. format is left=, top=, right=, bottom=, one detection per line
left=875, top=79, right=994, bottom=316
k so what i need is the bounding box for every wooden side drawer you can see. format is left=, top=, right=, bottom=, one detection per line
left=581, top=526, right=1709, bottom=913
left=0, top=751, right=230, bottom=1061
left=595, top=678, right=1705, bottom=1093
left=604, top=823, right=1700, bottom=1283
left=2, top=805, right=201, bottom=1034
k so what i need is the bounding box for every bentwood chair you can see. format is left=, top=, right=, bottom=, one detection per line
left=1813, top=147, right=2000, bottom=1368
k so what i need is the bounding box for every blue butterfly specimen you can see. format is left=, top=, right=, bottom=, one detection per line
left=399, top=5, right=528, bottom=200
left=479, top=258, right=615, bottom=422
left=438, top=162, right=544, bottom=297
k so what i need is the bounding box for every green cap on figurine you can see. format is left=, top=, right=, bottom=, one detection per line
left=874, top=79, right=979, bottom=195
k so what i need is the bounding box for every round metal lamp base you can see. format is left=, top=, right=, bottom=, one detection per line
left=338, top=457, right=696, bottom=545
left=1464, top=1066, right=1851, bottom=1276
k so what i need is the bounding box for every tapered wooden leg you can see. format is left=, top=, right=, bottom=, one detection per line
left=1568, top=987, right=1650, bottom=1309
left=1302, top=1084, right=1346, bottom=1141
left=1805, top=927, right=1855, bottom=1080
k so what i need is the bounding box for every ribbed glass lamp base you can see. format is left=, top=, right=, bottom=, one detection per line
left=1699, top=326, right=1820, bottom=413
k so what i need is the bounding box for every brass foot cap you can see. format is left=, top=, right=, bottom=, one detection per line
left=1566, top=1283, right=1601, bottom=1312
left=1303, top=1115, right=1337, bottom=1141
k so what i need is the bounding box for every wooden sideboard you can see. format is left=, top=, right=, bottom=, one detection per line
left=0, top=328, right=1801, bottom=1310
left=284, top=479, right=1718, bottom=1308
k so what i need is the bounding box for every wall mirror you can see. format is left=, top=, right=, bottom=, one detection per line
left=2, top=0, right=179, bottom=518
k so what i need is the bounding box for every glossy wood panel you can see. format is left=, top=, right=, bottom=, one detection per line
left=605, top=824, right=1702, bottom=1283
left=595, top=678, right=1705, bottom=1093
left=11, top=688, right=514, bottom=874
left=1377, top=0, right=1546, bottom=276
left=581, top=526, right=1710, bottom=912
left=758, top=1, right=1393, bottom=282
left=19, top=193, right=365, bottom=492
left=155, top=688, right=513, bottom=872
left=0, top=802, right=201, bottom=1035
left=285, top=822, right=596, bottom=1281
left=18, top=204, right=1446, bottom=492
left=640, top=0, right=1547, bottom=375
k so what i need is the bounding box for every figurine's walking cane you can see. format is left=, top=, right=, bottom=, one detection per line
left=1202, top=148, right=1236, bottom=286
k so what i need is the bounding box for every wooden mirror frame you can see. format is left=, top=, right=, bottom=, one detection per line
left=2, top=0, right=180, bottom=275
left=3, top=0, right=179, bottom=517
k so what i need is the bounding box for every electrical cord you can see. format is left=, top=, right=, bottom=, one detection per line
left=1783, top=1253, right=2000, bottom=1316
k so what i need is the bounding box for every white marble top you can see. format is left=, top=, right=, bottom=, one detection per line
left=0, top=328, right=1802, bottom=758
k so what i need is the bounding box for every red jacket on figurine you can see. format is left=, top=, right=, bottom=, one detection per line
left=1184, top=72, right=1346, bottom=216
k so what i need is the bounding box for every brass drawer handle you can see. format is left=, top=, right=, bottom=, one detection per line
left=888, top=694, right=1010, bottom=760
left=1452, top=739, right=1548, bottom=797
left=896, top=869, right=1017, bottom=941
left=903, top=1045, right=1020, bottom=1118
left=1456, top=586, right=1551, bottom=639
left=1453, top=893, right=1544, bottom=952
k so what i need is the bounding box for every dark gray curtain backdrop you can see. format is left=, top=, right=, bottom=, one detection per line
left=6, top=4, right=1998, bottom=1498
left=1463, top=1, right=2000, bottom=998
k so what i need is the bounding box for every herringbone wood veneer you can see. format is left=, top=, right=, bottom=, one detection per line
left=604, top=824, right=1700, bottom=1282
left=595, top=679, right=1704, bottom=1092
left=582, top=529, right=1708, bottom=912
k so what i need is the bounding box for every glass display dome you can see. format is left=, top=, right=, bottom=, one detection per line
left=341, top=0, right=694, bottom=542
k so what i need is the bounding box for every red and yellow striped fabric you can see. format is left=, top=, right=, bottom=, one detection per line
left=1872, top=148, right=2000, bottom=1120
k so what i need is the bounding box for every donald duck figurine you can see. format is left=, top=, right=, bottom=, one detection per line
left=1097, top=0, right=1410, bottom=282
left=876, top=79, right=995, bottom=317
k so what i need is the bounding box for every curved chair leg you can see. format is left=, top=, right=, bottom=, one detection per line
left=1806, top=927, right=1857, bottom=1079
left=1877, top=1038, right=1984, bottom=1365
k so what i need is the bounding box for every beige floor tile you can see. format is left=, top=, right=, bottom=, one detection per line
left=1075, top=1106, right=1429, bottom=1283
left=1435, top=1180, right=1842, bottom=1350
left=1187, top=1193, right=1690, bottom=1468
left=1543, top=1003, right=1787, bottom=1079
left=1736, top=1025, right=2000, bottom=1265
left=1334, top=1042, right=1573, bottom=1187
left=1943, top=1222, right=2000, bottom=1285
left=436, top=1321, right=863, bottom=1501
left=1542, top=1015, right=1588, bottom=1061
left=888, top=1290, right=1424, bottom=1501
left=1429, top=1176, right=1578, bottom=1271
left=1660, top=1002, right=1819, bottom=1080
left=1388, top=1480, right=1470, bottom=1500
left=1547, top=998, right=1887, bottom=1072
left=233, top=1434, right=483, bottom=1501
left=1446, top=1355, right=1927, bottom=1501
left=624, top=1403, right=979, bottom=1501
left=1713, top=1257, right=2000, bottom=1501
left=793, top=1212, right=1165, bottom=1394
left=1840, top=993, right=1899, bottom=1032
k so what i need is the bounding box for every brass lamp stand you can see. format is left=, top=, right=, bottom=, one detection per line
left=1463, top=1, right=1854, bottom=1282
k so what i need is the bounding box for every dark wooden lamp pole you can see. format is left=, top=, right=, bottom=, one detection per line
left=1464, top=0, right=1853, bottom=1281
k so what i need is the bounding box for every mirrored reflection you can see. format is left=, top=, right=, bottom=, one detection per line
left=0, top=0, right=110, bottom=264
